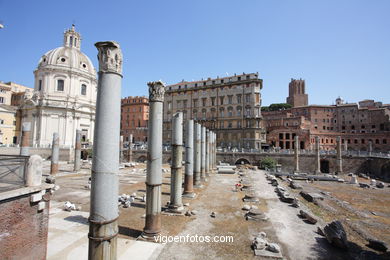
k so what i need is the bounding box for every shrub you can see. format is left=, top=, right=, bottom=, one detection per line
left=260, top=157, right=277, bottom=170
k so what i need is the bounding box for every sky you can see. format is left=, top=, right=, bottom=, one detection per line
left=0, top=0, right=389, bottom=106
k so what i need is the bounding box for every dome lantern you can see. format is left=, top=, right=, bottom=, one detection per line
left=63, top=24, right=81, bottom=50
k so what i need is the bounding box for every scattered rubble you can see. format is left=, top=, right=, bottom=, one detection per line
left=64, top=201, right=80, bottom=211
left=376, top=182, right=385, bottom=189
left=252, top=232, right=283, bottom=258
left=118, top=194, right=134, bottom=208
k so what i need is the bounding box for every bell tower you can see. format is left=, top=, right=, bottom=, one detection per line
left=63, top=24, right=81, bottom=50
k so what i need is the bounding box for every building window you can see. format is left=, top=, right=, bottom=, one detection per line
left=219, top=96, right=224, bottom=105
left=383, top=139, right=387, bottom=144
left=211, top=97, right=216, bottom=106
left=0, top=119, right=4, bottom=124
left=193, top=99, right=198, bottom=107
left=57, top=79, right=64, bottom=91
left=202, top=109, right=206, bottom=119
left=237, top=95, right=242, bottom=104
left=38, top=80, right=42, bottom=91
left=81, top=84, right=87, bottom=95
left=202, top=98, right=207, bottom=107
left=0, top=97, right=4, bottom=103
left=237, top=121, right=241, bottom=128
left=245, top=94, right=250, bottom=103
left=228, top=95, right=233, bottom=104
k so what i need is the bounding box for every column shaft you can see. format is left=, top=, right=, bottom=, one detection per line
left=143, top=81, right=165, bottom=237
left=183, top=120, right=195, bottom=197
left=74, top=130, right=81, bottom=171
left=193, top=123, right=201, bottom=187
left=20, top=122, right=31, bottom=156
left=50, top=132, right=59, bottom=175
left=169, top=112, right=183, bottom=211
left=89, top=41, right=122, bottom=259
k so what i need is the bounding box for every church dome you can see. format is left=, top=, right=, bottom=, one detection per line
left=37, top=25, right=96, bottom=76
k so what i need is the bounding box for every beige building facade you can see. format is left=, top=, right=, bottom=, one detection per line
left=163, top=73, right=266, bottom=149
left=0, top=82, right=33, bottom=145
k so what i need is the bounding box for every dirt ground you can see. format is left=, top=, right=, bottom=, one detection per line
left=46, top=161, right=390, bottom=260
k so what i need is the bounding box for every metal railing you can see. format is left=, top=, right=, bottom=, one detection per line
left=0, top=155, right=29, bottom=192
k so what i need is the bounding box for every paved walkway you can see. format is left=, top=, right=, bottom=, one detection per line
left=47, top=202, right=163, bottom=260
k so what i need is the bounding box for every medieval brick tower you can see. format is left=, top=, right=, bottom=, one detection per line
left=286, top=78, right=308, bottom=107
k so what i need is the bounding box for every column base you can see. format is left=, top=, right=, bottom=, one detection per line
left=182, top=192, right=196, bottom=198
left=166, top=204, right=184, bottom=213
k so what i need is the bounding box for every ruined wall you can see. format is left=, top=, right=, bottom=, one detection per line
left=0, top=147, right=73, bottom=161
left=131, top=150, right=390, bottom=181
left=0, top=190, right=51, bottom=260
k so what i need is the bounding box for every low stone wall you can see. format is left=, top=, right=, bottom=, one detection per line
left=0, top=147, right=73, bottom=161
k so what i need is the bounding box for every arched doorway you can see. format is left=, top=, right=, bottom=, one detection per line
left=320, top=159, right=330, bottom=173
left=235, top=158, right=250, bottom=165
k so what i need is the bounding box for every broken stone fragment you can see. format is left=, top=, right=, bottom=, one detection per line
left=267, top=243, right=281, bottom=253
left=185, top=211, right=191, bottom=216
left=376, top=182, right=385, bottom=188
left=299, top=210, right=318, bottom=224
left=323, top=221, right=348, bottom=250
left=242, top=204, right=251, bottom=210
left=367, top=239, right=388, bottom=252
left=191, top=210, right=198, bottom=215
left=183, top=202, right=190, bottom=207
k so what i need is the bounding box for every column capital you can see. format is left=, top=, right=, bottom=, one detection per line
left=148, top=81, right=165, bottom=102
left=95, top=41, right=123, bottom=75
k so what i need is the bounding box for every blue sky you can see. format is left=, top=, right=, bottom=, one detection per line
left=0, top=0, right=389, bottom=106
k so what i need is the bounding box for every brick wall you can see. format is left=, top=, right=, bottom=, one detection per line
left=0, top=190, right=51, bottom=260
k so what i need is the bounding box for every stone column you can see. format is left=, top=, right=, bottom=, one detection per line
left=128, top=134, right=133, bottom=162
left=205, top=129, right=210, bottom=177
left=336, top=136, right=343, bottom=174
left=201, top=126, right=206, bottom=181
left=168, top=112, right=184, bottom=212
left=294, top=135, right=299, bottom=173
left=194, top=123, right=202, bottom=187
left=183, top=120, right=195, bottom=197
left=89, top=41, right=122, bottom=260
left=20, top=122, right=31, bottom=156
left=119, top=135, right=124, bottom=163
left=213, top=132, right=216, bottom=170
left=315, top=136, right=321, bottom=174
left=368, top=141, right=372, bottom=156
left=143, top=81, right=165, bottom=238
left=344, top=140, right=348, bottom=152
left=74, top=130, right=81, bottom=171
left=50, top=133, right=59, bottom=175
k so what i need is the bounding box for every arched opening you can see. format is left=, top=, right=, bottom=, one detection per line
left=235, top=158, right=250, bottom=165
left=320, top=159, right=330, bottom=173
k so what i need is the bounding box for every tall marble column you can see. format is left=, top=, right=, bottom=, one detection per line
left=336, top=136, right=343, bottom=174
left=206, top=129, right=210, bottom=177
left=169, top=112, right=184, bottom=212
left=183, top=120, right=195, bottom=197
left=143, top=81, right=165, bottom=238
left=89, top=41, right=122, bottom=260
left=50, top=133, right=59, bottom=175
left=194, top=123, right=202, bottom=187
left=74, top=130, right=81, bottom=171
left=201, top=126, right=206, bottom=181
left=20, top=122, right=31, bottom=156
left=294, top=135, right=299, bottom=173
left=315, top=136, right=321, bottom=174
